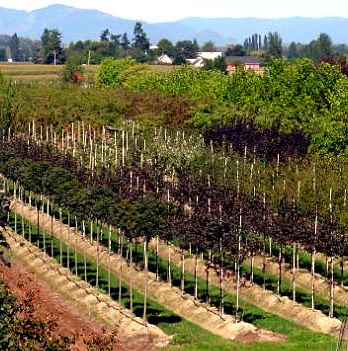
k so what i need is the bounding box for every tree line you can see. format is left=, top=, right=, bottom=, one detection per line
left=2, top=24, right=348, bottom=67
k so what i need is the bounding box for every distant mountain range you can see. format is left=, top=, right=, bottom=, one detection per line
left=1, top=4, right=348, bottom=46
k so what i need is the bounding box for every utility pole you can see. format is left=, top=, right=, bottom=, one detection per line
left=87, top=50, right=91, bottom=65
left=53, top=50, right=57, bottom=65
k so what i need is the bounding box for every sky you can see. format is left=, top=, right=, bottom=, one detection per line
left=0, top=0, right=348, bottom=22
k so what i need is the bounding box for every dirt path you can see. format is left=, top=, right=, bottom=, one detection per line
left=3, top=227, right=170, bottom=351
left=147, top=239, right=343, bottom=337
left=12, top=199, right=284, bottom=343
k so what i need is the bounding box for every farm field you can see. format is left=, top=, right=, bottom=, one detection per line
left=2, top=199, right=342, bottom=351
left=2, top=57, right=348, bottom=350
left=0, top=63, right=176, bottom=82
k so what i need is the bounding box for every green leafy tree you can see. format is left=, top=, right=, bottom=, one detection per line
left=225, top=44, right=246, bottom=56
left=100, top=28, right=110, bottom=42
left=9, top=33, right=19, bottom=60
left=40, top=28, right=64, bottom=64
left=121, top=32, right=130, bottom=50
left=111, top=33, right=121, bottom=45
left=175, top=40, right=198, bottom=59
left=201, top=40, right=216, bottom=52
left=316, top=33, right=334, bottom=59
left=157, top=38, right=175, bottom=56
left=0, top=48, right=6, bottom=61
left=62, top=52, right=84, bottom=84
left=133, top=22, right=150, bottom=52
left=202, top=56, right=226, bottom=73
left=287, top=41, right=299, bottom=59
left=265, top=32, right=282, bottom=59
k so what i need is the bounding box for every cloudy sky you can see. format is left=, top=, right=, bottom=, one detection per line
left=0, top=0, right=347, bottom=22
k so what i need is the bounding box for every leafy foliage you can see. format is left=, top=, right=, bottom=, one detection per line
left=0, top=284, right=73, bottom=350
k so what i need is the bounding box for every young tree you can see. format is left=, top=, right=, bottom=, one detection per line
left=62, top=52, right=84, bottom=84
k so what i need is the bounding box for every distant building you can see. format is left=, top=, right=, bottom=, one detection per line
left=225, top=56, right=260, bottom=72
left=186, top=57, right=204, bottom=67
left=156, top=54, right=173, bottom=65
left=186, top=51, right=223, bottom=67
left=197, top=51, right=222, bottom=60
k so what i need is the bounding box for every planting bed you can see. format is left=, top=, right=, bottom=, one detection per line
left=1, top=227, right=170, bottom=350
left=10, top=198, right=285, bottom=343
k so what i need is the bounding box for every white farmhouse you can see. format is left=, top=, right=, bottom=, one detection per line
left=186, top=51, right=222, bottom=67
left=156, top=54, right=173, bottom=64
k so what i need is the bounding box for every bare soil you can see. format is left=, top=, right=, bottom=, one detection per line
left=12, top=199, right=284, bottom=343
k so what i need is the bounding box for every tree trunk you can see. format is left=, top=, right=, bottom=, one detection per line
left=129, top=239, right=133, bottom=312
left=292, top=243, right=296, bottom=303
left=250, top=255, right=254, bottom=283
left=67, top=212, right=70, bottom=270
left=311, top=247, right=316, bottom=310
left=59, top=208, right=62, bottom=265
left=277, top=245, right=282, bottom=296
left=82, top=220, right=85, bottom=240
left=119, top=233, right=123, bottom=304
left=330, top=256, right=334, bottom=318
left=236, top=208, right=242, bottom=320
left=74, top=216, right=78, bottom=275
left=143, top=237, right=148, bottom=322
left=168, top=242, right=172, bottom=286
left=236, top=235, right=241, bottom=323
left=96, top=222, right=99, bottom=289
left=181, top=248, right=185, bottom=293
left=156, top=235, right=159, bottom=281
left=37, top=203, right=40, bottom=249
left=84, top=242, right=87, bottom=282
left=108, top=225, right=111, bottom=296
left=206, top=250, right=211, bottom=305
left=194, top=248, right=198, bottom=299
left=341, top=255, right=344, bottom=288
left=219, top=239, right=224, bottom=315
